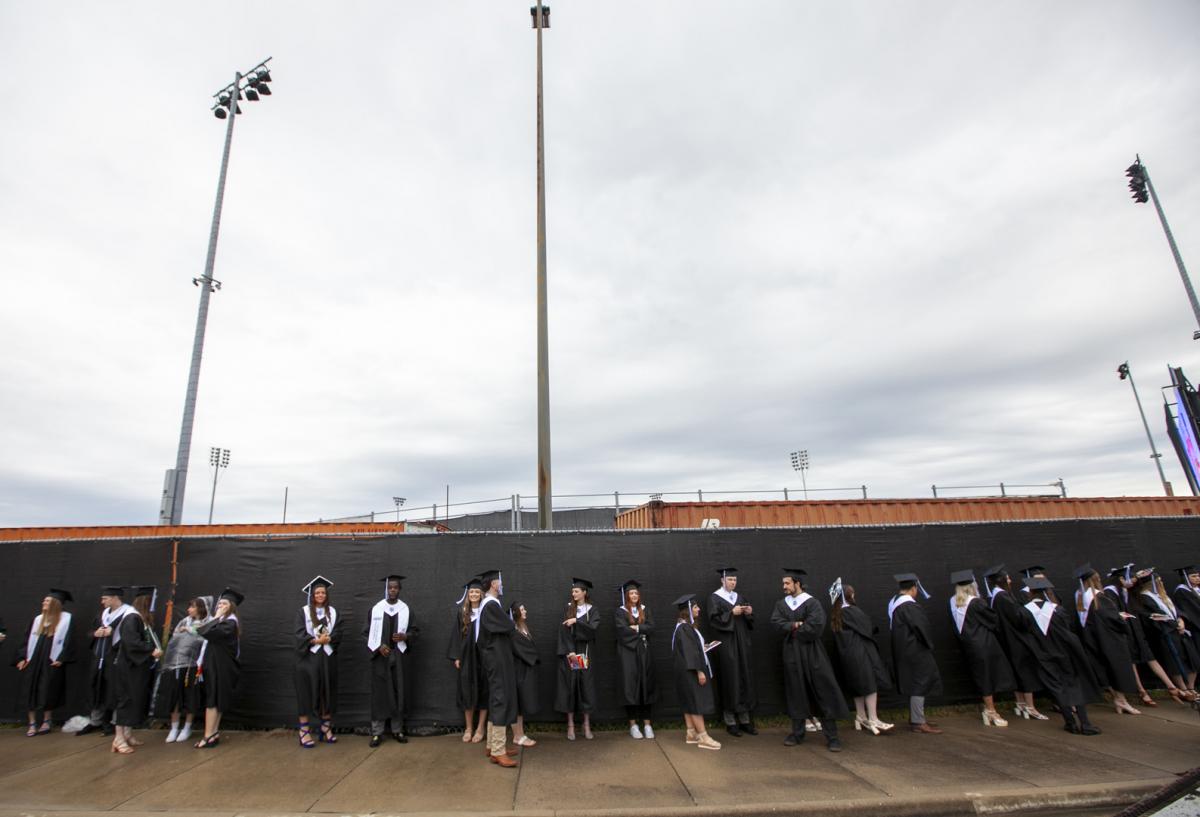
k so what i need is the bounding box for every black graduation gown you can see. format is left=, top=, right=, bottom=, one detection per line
left=87, top=612, right=118, bottom=712
left=366, top=606, right=418, bottom=724
left=293, top=606, right=341, bottom=717
left=707, top=591, right=756, bottom=713
left=614, top=607, right=657, bottom=707
left=1104, top=585, right=1154, bottom=664
left=198, top=617, right=240, bottom=711
left=952, top=598, right=1015, bottom=697
left=555, top=604, right=599, bottom=714
left=478, top=598, right=518, bottom=726
left=990, top=589, right=1043, bottom=692
left=1080, top=594, right=1139, bottom=695
left=447, top=609, right=487, bottom=710
left=13, top=616, right=74, bottom=712
left=889, top=598, right=942, bottom=697
left=1135, top=593, right=1200, bottom=676
left=112, top=613, right=155, bottom=727
left=1171, top=584, right=1200, bottom=633
left=672, top=623, right=714, bottom=715
left=1020, top=600, right=1101, bottom=708
left=511, top=629, right=540, bottom=717
left=770, top=596, right=849, bottom=721
left=833, top=605, right=892, bottom=696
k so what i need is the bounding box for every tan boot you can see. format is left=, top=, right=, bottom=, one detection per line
left=696, top=731, right=722, bottom=750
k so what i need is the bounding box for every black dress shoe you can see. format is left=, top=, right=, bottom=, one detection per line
left=76, top=723, right=99, bottom=736
left=826, top=737, right=843, bottom=752
left=782, top=733, right=803, bottom=747
left=392, top=732, right=408, bottom=744
left=725, top=724, right=743, bottom=737
left=369, top=735, right=382, bottom=748
left=1079, top=724, right=1101, bottom=736
left=741, top=722, right=758, bottom=736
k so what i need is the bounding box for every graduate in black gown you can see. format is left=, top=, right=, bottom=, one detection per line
left=1133, top=570, right=1200, bottom=698
left=770, top=569, right=847, bottom=751
left=1170, top=565, right=1200, bottom=696
left=981, top=565, right=1049, bottom=720
left=194, top=587, right=243, bottom=749
left=508, top=600, right=539, bottom=748
left=157, top=595, right=211, bottom=744
left=78, top=587, right=127, bottom=737
left=1020, top=576, right=1102, bottom=735
left=1105, top=565, right=1189, bottom=705
left=829, top=579, right=893, bottom=735
left=888, top=573, right=943, bottom=733
left=13, top=589, right=75, bottom=736
left=672, top=594, right=721, bottom=750
left=1073, top=564, right=1142, bottom=715
left=707, top=567, right=757, bottom=737
left=447, top=577, right=488, bottom=742
left=366, top=574, right=416, bottom=747
left=294, top=576, right=341, bottom=748
left=948, top=570, right=1014, bottom=727
left=615, top=579, right=657, bottom=740
left=476, top=570, right=519, bottom=767
left=555, top=577, right=599, bottom=740
left=112, top=586, right=162, bottom=753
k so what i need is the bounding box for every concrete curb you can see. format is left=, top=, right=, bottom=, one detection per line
left=0, top=777, right=1173, bottom=817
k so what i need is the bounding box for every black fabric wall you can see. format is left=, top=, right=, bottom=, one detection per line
left=3, top=517, right=1198, bottom=728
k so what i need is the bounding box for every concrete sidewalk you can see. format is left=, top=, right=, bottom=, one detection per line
left=0, top=704, right=1197, bottom=816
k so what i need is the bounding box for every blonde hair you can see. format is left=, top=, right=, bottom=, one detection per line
left=953, top=583, right=976, bottom=609
left=39, top=598, right=63, bottom=636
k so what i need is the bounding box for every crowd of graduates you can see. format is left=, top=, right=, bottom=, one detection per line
left=5, top=561, right=1200, bottom=765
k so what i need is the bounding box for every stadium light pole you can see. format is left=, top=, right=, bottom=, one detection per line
left=1126, top=156, right=1200, bottom=340
left=790, top=449, right=810, bottom=500
left=531, top=3, right=553, bottom=530
left=158, top=58, right=273, bottom=526
left=1117, top=363, right=1173, bottom=496
left=207, top=447, right=231, bottom=525
left=393, top=496, right=406, bottom=522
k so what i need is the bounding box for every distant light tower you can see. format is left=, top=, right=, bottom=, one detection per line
left=531, top=1, right=553, bottom=530
left=1125, top=156, right=1199, bottom=340
left=393, top=496, right=406, bottom=522
left=207, top=447, right=231, bottom=525
left=790, top=450, right=810, bottom=500
left=159, top=58, right=273, bottom=526
left=1117, top=363, right=1173, bottom=495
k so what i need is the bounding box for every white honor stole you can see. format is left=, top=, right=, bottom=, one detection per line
left=1076, top=588, right=1096, bottom=628
left=303, top=606, right=337, bottom=655
left=1142, top=591, right=1177, bottom=619
left=27, top=611, right=72, bottom=663
left=1025, top=600, right=1056, bottom=635
left=888, top=594, right=914, bottom=628
left=109, top=604, right=137, bottom=645
left=475, top=596, right=500, bottom=642
left=671, top=622, right=712, bottom=674
left=714, top=588, right=738, bottom=606
left=950, top=598, right=970, bottom=634
left=784, top=592, right=811, bottom=611
left=367, top=599, right=410, bottom=653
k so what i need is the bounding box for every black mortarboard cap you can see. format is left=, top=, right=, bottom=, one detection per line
left=571, top=577, right=593, bottom=590
left=48, top=588, right=73, bottom=603
left=894, top=573, right=919, bottom=587
left=950, top=569, right=976, bottom=586
left=101, top=586, right=125, bottom=597
left=716, top=567, right=738, bottom=578
left=782, top=568, right=807, bottom=582
left=380, top=574, right=406, bottom=583
left=1177, top=565, right=1200, bottom=579
left=673, top=593, right=696, bottom=608
left=1025, top=576, right=1054, bottom=592
left=1021, top=566, right=1046, bottom=578
left=465, top=576, right=484, bottom=589
left=982, top=564, right=1006, bottom=579
left=1073, top=564, right=1097, bottom=581
left=135, top=585, right=158, bottom=611
left=1107, top=564, right=1132, bottom=580
left=620, top=579, right=642, bottom=591
left=479, top=570, right=502, bottom=584
left=219, top=587, right=245, bottom=605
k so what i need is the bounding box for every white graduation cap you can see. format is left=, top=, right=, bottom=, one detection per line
left=828, top=577, right=844, bottom=606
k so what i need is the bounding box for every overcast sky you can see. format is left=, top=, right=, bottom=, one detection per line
left=2, top=2, right=1199, bottom=527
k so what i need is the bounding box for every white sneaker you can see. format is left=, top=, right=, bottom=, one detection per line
left=806, top=719, right=820, bottom=732
left=178, top=723, right=193, bottom=743
left=642, top=724, right=655, bottom=739
left=165, top=724, right=180, bottom=743
left=629, top=724, right=644, bottom=739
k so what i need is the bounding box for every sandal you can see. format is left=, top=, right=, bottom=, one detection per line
left=37, top=721, right=52, bottom=735
left=515, top=735, right=538, bottom=747
left=195, top=732, right=221, bottom=749
left=1139, top=691, right=1158, bottom=708
left=319, top=720, right=337, bottom=744
left=298, top=724, right=315, bottom=749
left=461, top=729, right=473, bottom=742
left=25, top=724, right=37, bottom=737
left=470, top=728, right=485, bottom=743
left=111, top=739, right=135, bottom=754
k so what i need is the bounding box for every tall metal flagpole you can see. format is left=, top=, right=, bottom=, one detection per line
left=533, top=2, right=553, bottom=530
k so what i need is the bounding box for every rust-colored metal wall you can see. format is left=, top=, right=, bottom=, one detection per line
left=615, top=496, right=1200, bottom=529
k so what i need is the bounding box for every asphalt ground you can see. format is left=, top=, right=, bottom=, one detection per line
left=0, top=702, right=1197, bottom=816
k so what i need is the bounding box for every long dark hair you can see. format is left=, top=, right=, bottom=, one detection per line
left=133, top=594, right=157, bottom=632
left=567, top=589, right=592, bottom=621
left=830, top=585, right=856, bottom=633
left=510, top=602, right=531, bottom=637
left=307, top=588, right=330, bottom=633
left=623, top=588, right=650, bottom=626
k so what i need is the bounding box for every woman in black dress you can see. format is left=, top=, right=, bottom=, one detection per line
left=1133, top=570, right=1200, bottom=699
left=949, top=570, right=1014, bottom=727
left=555, top=578, right=599, bottom=741
left=615, top=579, right=657, bottom=740
left=447, top=577, right=487, bottom=742
left=194, top=587, right=243, bottom=749
left=672, top=594, right=720, bottom=750
left=1104, top=565, right=1191, bottom=705
left=1074, top=565, right=1141, bottom=715
left=829, top=580, right=893, bottom=734
left=112, top=587, right=162, bottom=753
left=13, top=589, right=75, bottom=737
left=508, top=600, right=539, bottom=748
left=157, top=595, right=211, bottom=743
left=295, top=576, right=341, bottom=748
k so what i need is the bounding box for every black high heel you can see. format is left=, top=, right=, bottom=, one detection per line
left=319, top=719, right=337, bottom=744
left=194, top=732, right=221, bottom=749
